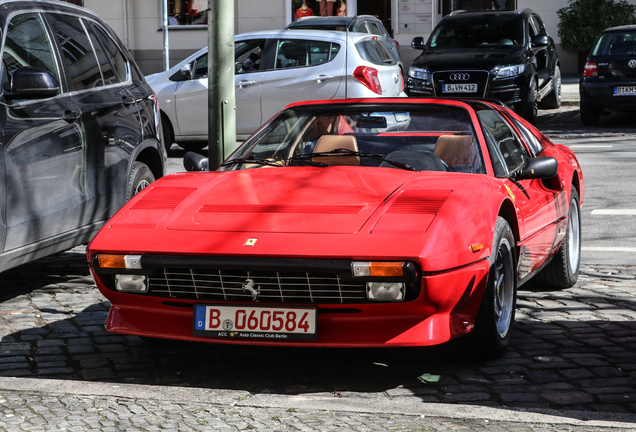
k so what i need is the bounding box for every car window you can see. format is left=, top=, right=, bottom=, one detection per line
left=235, top=39, right=265, bottom=74
left=87, top=21, right=129, bottom=83
left=506, top=115, right=543, bottom=156
left=355, top=22, right=368, bottom=33
left=2, top=13, right=60, bottom=91
left=367, top=22, right=384, bottom=37
left=430, top=17, right=523, bottom=47
left=531, top=15, right=547, bottom=36
left=356, top=39, right=393, bottom=65
left=192, top=53, right=207, bottom=79
left=592, top=32, right=636, bottom=56
left=45, top=13, right=103, bottom=91
left=275, top=39, right=340, bottom=69
left=477, top=109, right=526, bottom=176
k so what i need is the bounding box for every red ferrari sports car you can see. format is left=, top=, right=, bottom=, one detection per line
left=87, top=98, right=584, bottom=358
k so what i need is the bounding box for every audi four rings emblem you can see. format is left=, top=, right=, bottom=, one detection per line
left=629, top=59, right=636, bottom=68
left=450, top=73, right=470, bottom=81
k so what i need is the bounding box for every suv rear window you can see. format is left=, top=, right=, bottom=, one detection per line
left=356, top=39, right=393, bottom=65
left=592, top=32, right=636, bottom=56
left=429, top=17, right=523, bottom=48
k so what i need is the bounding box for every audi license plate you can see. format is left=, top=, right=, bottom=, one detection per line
left=193, top=305, right=317, bottom=340
left=443, top=83, right=477, bottom=93
left=614, top=86, right=636, bottom=96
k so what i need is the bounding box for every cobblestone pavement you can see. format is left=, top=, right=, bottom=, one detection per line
left=0, top=247, right=634, bottom=430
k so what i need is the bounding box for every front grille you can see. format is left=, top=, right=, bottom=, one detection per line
left=149, top=268, right=367, bottom=304
left=432, top=70, right=489, bottom=97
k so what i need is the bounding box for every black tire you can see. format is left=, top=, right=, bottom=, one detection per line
left=580, top=101, right=601, bottom=126
left=126, top=161, right=155, bottom=201
left=179, top=141, right=208, bottom=151
left=523, top=79, right=538, bottom=124
left=539, top=65, right=562, bottom=109
left=529, top=189, right=581, bottom=289
left=470, top=217, right=517, bottom=359
left=161, top=112, right=174, bottom=153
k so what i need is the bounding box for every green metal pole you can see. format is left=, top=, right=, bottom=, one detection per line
left=208, top=0, right=236, bottom=170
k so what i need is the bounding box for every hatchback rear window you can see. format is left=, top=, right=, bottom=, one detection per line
left=356, top=39, right=393, bottom=65
left=592, top=32, right=636, bottom=56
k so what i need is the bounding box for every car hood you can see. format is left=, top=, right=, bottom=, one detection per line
left=413, top=47, right=525, bottom=71
left=92, top=167, right=499, bottom=270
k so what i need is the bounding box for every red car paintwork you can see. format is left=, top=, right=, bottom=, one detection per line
left=87, top=98, right=584, bottom=348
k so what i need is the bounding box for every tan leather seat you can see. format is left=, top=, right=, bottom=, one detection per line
left=433, top=135, right=477, bottom=168
left=312, top=135, right=360, bottom=166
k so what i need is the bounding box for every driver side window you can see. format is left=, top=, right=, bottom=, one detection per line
left=2, top=13, right=59, bottom=97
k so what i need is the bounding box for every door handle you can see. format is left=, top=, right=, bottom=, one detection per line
left=315, top=75, right=334, bottom=83
left=237, top=80, right=256, bottom=87
left=63, top=110, right=81, bottom=123
left=121, top=95, right=135, bottom=107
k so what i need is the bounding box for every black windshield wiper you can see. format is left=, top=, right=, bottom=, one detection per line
left=220, top=158, right=284, bottom=168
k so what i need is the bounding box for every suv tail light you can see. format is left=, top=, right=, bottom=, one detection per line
left=583, top=61, right=598, bottom=77
left=353, top=66, right=383, bottom=95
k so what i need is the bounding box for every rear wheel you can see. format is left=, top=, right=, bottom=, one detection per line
left=126, top=161, right=155, bottom=201
left=529, top=189, right=581, bottom=289
left=470, top=217, right=516, bottom=359
left=539, top=65, right=562, bottom=109
left=580, top=101, right=601, bottom=126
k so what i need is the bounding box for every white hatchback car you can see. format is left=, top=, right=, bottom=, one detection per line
left=146, top=29, right=405, bottom=150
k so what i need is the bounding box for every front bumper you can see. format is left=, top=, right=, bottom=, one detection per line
left=407, top=72, right=529, bottom=113
left=91, top=257, right=491, bottom=348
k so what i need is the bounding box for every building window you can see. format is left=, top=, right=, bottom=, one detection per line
left=441, top=0, right=516, bottom=16
left=291, top=0, right=347, bottom=21
left=167, top=0, right=208, bottom=26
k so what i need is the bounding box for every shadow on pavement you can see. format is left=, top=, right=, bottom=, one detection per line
left=0, top=249, right=634, bottom=424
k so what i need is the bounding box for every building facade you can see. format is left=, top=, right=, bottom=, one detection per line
left=78, top=0, right=636, bottom=76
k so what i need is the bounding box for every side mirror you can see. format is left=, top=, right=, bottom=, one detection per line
left=3, top=67, right=59, bottom=100
left=411, top=37, right=426, bottom=50
left=169, top=63, right=193, bottom=82
left=516, top=156, right=558, bottom=180
left=184, top=151, right=209, bottom=171
left=531, top=35, right=550, bottom=48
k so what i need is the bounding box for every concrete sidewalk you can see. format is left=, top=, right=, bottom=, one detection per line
left=561, top=75, right=579, bottom=106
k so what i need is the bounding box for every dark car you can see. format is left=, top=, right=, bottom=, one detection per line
left=285, top=15, right=403, bottom=74
left=580, top=25, right=636, bottom=125
left=0, top=0, right=165, bottom=273
left=406, top=9, right=561, bottom=123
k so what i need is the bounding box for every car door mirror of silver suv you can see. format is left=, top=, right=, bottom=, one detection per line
left=3, top=67, right=59, bottom=101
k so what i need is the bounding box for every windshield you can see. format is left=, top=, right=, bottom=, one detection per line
left=222, top=104, right=485, bottom=174
left=429, top=17, right=523, bottom=48
left=592, top=31, right=636, bottom=55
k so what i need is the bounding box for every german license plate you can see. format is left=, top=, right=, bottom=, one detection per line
left=614, top=86, right=636, bottom=96
left=443, top=83, right=477, bottom=93
left=193, top=305, right=317, bottom=340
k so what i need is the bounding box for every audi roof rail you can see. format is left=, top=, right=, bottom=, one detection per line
left=448, top=10, right=467, bottom=16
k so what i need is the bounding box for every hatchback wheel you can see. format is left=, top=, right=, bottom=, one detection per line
left=580, top=101, right=601, bottom=126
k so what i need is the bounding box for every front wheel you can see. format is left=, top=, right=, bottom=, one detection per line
left=470, top=217, right=517, bottom=359
left=539, top=65, right=562, bottom=109
left=523, top=79, right=538, bottom=124
left=126, top=161, right=155, bottom=201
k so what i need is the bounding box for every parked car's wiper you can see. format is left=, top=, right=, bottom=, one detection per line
left=220, top=157, right=285, bottom=168
left=290, top=148, right=415, bottom=171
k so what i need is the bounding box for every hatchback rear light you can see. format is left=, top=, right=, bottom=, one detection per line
left=353, top=66, right=383, bottom=95
left=583, top=61, right=598, bottom=77
left=393, top=39, right=399, bottom=48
